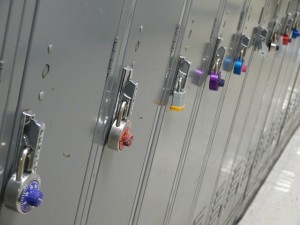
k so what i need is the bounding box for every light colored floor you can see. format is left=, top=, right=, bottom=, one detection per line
left=238, top=127, right=300, bottom=225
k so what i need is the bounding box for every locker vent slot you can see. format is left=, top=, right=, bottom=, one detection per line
left=193, top=207, right=207, bottom=225
left=207, top=182, right=226, bottom=225
left=225, top=162, right=242, bottom=207
left=241, top=149, right=255, bottom=186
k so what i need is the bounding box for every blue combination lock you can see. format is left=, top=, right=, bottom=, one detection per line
left=292, top=28, right=300, bottom=39
left=233, top=59, right=244, bottom=75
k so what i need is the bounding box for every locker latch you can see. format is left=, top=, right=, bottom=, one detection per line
left=281, top=13, right=293, bottom=45
left=233, top=34, right=250, bottom=75
left=170, top=56, right=191, bottom=111
left=267, top=20, right=281, bottom=51
left=251, top=26, right=268, bottom=54
left=209, top=37, right=225, bottom=91
left=4, top=111, right=45, bottom=214
left=107, top=67, right=138, bottom=151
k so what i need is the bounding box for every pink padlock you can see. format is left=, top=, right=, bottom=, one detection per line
left=242, top=64, right=248, bottom=73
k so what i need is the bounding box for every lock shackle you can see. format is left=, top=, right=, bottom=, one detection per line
left=213, top=56, right=222, bottom=73
left=116, top=101, right=128, bottom=127
left=238, top=48, right=245, bottom=60
left=16, top=147, right=31, bottom=181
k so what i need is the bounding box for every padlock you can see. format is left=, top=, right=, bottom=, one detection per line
left=108, top=101, right=134, bottom=151
left=292, top=23, right=300, bottom=39
left=209, top=71, right=225, bottom=91
left=282, top=33, right=291, bottom=45
left=233, top=49, right=246, bottom=75
left=5, top=147, right=43, bottom=214
left=209, top=45, right=226, bottom=91
left=4, top=111, right=45, bottom=214
left=170, top=56, right=191, bottom=111
left=268, top=32, right=280, bottom=51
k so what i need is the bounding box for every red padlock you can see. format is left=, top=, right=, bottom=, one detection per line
left=282, top=33, right=291, bottom=45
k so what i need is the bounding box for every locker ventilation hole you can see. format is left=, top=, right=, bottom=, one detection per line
left=225, top=162, right=242, bottom=207
left=193, top=207, right=206, bottom=225
left=207, top=182, right=226, bottom=225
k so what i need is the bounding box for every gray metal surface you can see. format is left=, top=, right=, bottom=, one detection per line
left=0, top=0, right=130, bottom=224
left=185, top=1, right=253, bottom=225
left=214, top=0, right=282, bottom=222
left=132, top=1, right=227, bottom=225
left=0, top=0, right=299, bottom=224
left=244, top=0, right=299, bottom=196
left=79, top=0, right=192, bottom=224
left=0, top=0, right=38, bottom=201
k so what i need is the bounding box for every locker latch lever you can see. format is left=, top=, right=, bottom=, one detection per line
left=107, top=67, right=138, bottom=151
left=170, top=56, right=191, bottom=111
left=4, top=111, right=45, bottom=214
left=251, top=26, right=268, bottom=53
left=209, top=37, right=226, bottom=91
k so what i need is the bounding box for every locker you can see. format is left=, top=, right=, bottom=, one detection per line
left=77, top=0, right=193, bottom=224
left=0, top=0, right=38, bottom=201
left=245, top=0, right=300, bottom=196
left=131, top=1, right=228, bottom=225
left=186, top=1, right=275, bottom=225
left=210, top=1, right=272, bottom=224
left=214, top=0, right=283, bottom=222
left=227, top=0, right=290, bottom=202
left=279, top=55, right=300, bottom=146
left=0, top=0, right=132, bottom=224
left=182, top=1, right=253, bottom=225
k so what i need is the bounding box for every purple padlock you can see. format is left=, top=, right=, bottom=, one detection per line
left=209, top=71, right=225, bottom=91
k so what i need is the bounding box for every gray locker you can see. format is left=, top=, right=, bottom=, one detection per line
left=210, top=1, right=271, bottom=224
left=228, top=0, right=290, bottom=203
left=0, top=0, right=132, bottom=224
left=184, top=1, right=253, bottom=225
left=131, top=1, right=227, bottom=225
left=0, top=0, right=39, bottom=200
left=77, top=0, right=193, bottom=224
left=245, top=0, right=300, bottom=196
left=214, top=0, right=283, bottom=222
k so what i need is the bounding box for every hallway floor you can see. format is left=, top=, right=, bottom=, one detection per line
left=238, top=127, right=300, bottom=225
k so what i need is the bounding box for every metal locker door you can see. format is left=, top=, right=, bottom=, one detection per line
left=77, top=0, right=191, bottom=224
left=279, top=46, right=300, bottom=146
left=272, top=0, right=300, bottom=151
left=135, top=0, right=227, bottom=224
left=0, top=0, right=40, bottom=204
left=210, top=1, right=270, bottom=224
left=166, top=1, right=252, bottom=225
left=165, top=2, right=227, bottom=225
left=282, top=62, right=300, bottom=140
left=186, top=1, right=252, bottom=225
left=232, top=0, right=287, bottom=205
left=0, top=0, right=131, bottom=224
left=244, top=0, right=299, bottom=195
left=239, top=0, right=294, bottom=204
